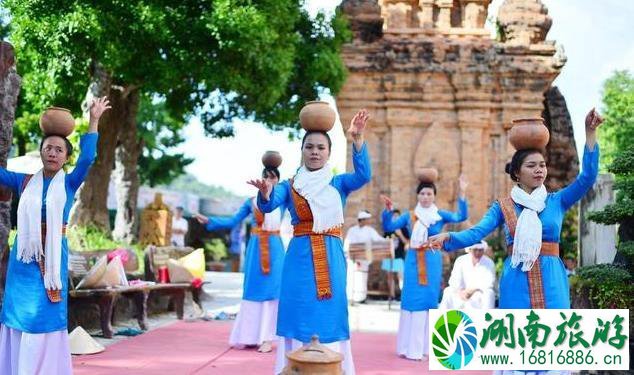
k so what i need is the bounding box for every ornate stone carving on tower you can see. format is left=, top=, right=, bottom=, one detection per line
left=337, top=0, right=577, bottom=229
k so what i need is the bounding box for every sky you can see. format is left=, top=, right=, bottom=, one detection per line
left=178, top=0, right=634, bottom=197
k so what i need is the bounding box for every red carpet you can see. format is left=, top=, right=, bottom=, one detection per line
left=73, top=320, right=488, bottom=374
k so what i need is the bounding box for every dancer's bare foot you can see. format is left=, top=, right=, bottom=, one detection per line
left=258, top=341, right=272, bottom=353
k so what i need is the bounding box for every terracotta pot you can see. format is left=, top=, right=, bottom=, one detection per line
left=299, top=101, right=336, bottom=132
left=262, top=151, right=282, bottom=168
left=40, top=107, right=75, bottom=137
left=508, top=118, right=550, bottom=150
left=283, top=336, right=343, bottom=375
left=415, top=167, right=438, bottom=183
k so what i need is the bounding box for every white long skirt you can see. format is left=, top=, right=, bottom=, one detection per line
left=275, top=337, right=355, bottom=375
left=346, top=259, right=369, bottom=303
left=0, top=324, right=72, bottom=375
left=396, top=310, right=429, bottom=360
left=229, top=299, right=278, bottom=347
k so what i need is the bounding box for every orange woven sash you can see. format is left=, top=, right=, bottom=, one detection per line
left=251, top=203, right=277, bottom=275
left=499, top=197, right=560, bottom=309
left=290, top=181, right=341, bottom=300
left=40, top=224, right=65, bottom=303
left=409, top=211, right=433, bottom=285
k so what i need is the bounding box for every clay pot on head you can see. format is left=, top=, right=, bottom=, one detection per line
left=508, top=118, right=550, bottom=150
left=416, top=167, right=439, bottom=183
left=299, top=101, right=336, bottom=132
left=40, top=107, right=75, bottom=137
left=283, top=335, right=343, bottom=375
left=262, top=151, right=282, bottom=168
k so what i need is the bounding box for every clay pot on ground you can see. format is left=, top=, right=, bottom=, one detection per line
left=262, top=151, right=282, bottom=168
left=299, top=101, right=336, bottom=132
left=415, top=167, right=439, bottom=183
left=40, top=107, right=75, bottom=137
left=283, top=335, right=343, bottom=375
left=508, top=118, right=550, bottom=150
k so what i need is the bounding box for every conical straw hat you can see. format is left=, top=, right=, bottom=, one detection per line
left=69, top=326, right=105, bottom=355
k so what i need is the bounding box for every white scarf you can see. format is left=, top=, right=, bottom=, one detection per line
left=510, top=184, right=547, bottom=271
left=16, top=169, right=67, bottom=290
left=293, top=164, right=343, bottom=233
left=410, top=203, right=442, bottom=249
left=252, top=197, right=282, bottom=231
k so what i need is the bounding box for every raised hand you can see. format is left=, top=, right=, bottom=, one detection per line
left=88, top=96, right=111, bottom=132
left=247, top=178, right=272, bottom=201
left=347, top=109, right=369, bottom=137
left=193, top=213, right=209, bottom=225
left=585, top=108, right=604, bottom=132
left=347, top=109, right=369, bottom=150
left=584, top=108, right=603, bottom=149
left=380, top=194, right=393, bottom=211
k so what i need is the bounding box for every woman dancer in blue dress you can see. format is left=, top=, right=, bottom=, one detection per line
left=0, top=97, right=110, bottom=375
left=428, top=109, right=603, bottom=375
left=249, top=108, right=371, bottom=375
left=195, top=154, right=286, bottom=353
left=380, top=174, right=468, bottom=360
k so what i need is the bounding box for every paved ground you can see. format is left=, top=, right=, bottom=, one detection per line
left=88, top=271, right=402, bottom=348
left=75, top=271, right=452, bottom=374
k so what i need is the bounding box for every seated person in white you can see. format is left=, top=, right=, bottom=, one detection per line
left=440, top=240, right=496, bottom=310
left=344, top=210, right=385, bottom=303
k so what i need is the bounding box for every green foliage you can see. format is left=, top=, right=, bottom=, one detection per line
left=598, top=70, right=634, bottom=169
left=617, top=241, right=634, bottom=273
left=0, top=8, right=9, bottom=40
left=560, top=205, right=579, bottom=260
left=204, top=238, right=227, bottom=261
left=570, top=264, right=633, bottom=309
left=587, top=201, right=634, bottom=226
left=589, top=73, right=634, bottom=241
left=588, top=147, right=634, bottom=226
left=5, top=0, right=350, bottom=142
left=160, top=173, right=242, bottom=200
left=67, top=225, right=125, bottom=251
left=137, top=94, right=193, bottom=187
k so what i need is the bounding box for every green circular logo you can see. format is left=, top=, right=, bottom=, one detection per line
left=432, top=310, right=478, bottom=370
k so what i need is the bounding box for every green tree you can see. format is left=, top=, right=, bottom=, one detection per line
left=5, top=1, right=350, bottom=240
left=598, top=70, right=634, bottom=169
left=137, top=94, right=193, bottom=187
left=576, top=75, right=634, bottom=310
left=0, top=9, right=9, bottom=40
left=588, top=147, right=634, bottom=242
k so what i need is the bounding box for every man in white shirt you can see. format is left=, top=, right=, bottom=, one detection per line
left=345, top=210, right=385, bottom=303
left=171, top=206, right=189, bottom=247
left=439, top=240, right=496, bottom=310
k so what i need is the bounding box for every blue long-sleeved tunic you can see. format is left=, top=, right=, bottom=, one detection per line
left=382, top=198, right=468, bottom=311
left=257, top=143, right=371, bottom=343
left=1, top=133, right=98, bottom=333
left=444, top=145, right=600, bottom=308
left=205, top=198, right=285, bottom=301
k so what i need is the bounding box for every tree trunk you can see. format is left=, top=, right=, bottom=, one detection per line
left=112, top=89, right=141, bottom=243
left=0, top=43, right=21, bottom=302
left=68, top=62, right=119, bottom=231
